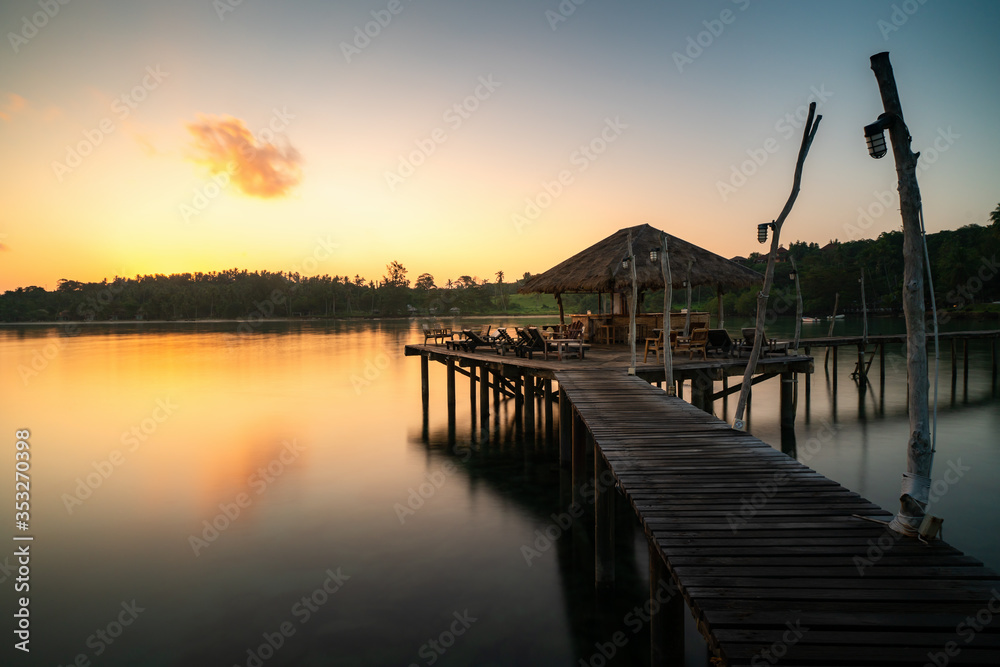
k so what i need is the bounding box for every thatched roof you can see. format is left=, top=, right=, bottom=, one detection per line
left=519, top=224, right=762, bottom=294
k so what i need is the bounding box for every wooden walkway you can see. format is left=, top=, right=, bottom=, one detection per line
left=557, top=369, right=1000, bottom=666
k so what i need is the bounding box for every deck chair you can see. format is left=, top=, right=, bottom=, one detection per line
left=494, top=328, right=520, bottom=356
left=706, top=329, right=735, bottom=357
left=516, top=327, right=547, bottom=359
left=538, top=326, right=589, bottom=360
left=446, top=329, right=495, bottom=353
left=685, top=328, right=709, bottom=360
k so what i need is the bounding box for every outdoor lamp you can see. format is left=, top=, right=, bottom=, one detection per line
left=681, top=279, right=688, bottom=288
left=622, top=256, right=630, bottom=270
left=789, top=269, right=797, bottom=281
left=649, top=248, right=658, bottom=262
left=863, top=113, right=894, bottom=159
left=757, top=222, right=774, bottom=244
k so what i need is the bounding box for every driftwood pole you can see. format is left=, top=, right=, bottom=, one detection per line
left=870, top=51, right=933, bottom=535
left=627, top=231, right=638, bottom=375
left=791, top=255, right=802, bottom=351
left=660, top=233, right=675, bottom=395
left=683, top=261, right=693, bottom=336
left=823, top=292, right=839, bottom=370
left=733, top=102, right=821, bottom=430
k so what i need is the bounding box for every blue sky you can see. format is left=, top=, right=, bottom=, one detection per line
left=1, top=0, right=998, bottom=289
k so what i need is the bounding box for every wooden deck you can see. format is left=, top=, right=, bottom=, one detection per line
left=404, top=342, right=813, bottom=383
left=557, top=369, right=1000, bottom=665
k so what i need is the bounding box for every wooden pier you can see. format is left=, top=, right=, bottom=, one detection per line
left=557, top=369, right=1000, bottom=665
left=406, top=339, right=1000, bottom=664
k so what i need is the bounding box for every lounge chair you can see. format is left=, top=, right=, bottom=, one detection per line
left=516, top=327, right=547, bottom=359
left=706, top=329, right=735, bottom=357
left=643, top=330, right=663, bottom=363
left=446, top=329, right=495, bottom=353
left=685, top=328, right=709, bottom=360
left=494, top=328, right=520, bottom=356
left=736, top=327, right=790, bottom=357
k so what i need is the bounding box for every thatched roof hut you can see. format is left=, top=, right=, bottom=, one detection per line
left=519, top=223, right=762, bottom=295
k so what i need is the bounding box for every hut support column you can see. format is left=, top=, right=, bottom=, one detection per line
left=469, top=363, right=477, bottom=423
left=780, top=371, right=796, bottom=451
left=559, top=389, right=571, bottom=468
left=595, top=450, right=614, bottom=588
left=690, top=370, right=713, bottom=415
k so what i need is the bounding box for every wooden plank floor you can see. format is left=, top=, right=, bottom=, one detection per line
left=556, top=369, right=1000, bottom=666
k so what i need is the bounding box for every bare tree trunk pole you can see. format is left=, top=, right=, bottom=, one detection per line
left=684, top=261, right=693, bottom=336
left=628, top=231, right=638, bottom=374
left=870, top=51, right=933, bottom=535
left=660, top=233, right=675, bottom=395
left=733, top=102, right=821, bottom=429
left=791, top=255, right=802, bottom=351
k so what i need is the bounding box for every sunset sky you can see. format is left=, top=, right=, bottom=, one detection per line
left=1, top=0, right=998, bottom=292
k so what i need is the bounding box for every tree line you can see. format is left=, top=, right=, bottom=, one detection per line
left=2, top=205, right=998, bottom=323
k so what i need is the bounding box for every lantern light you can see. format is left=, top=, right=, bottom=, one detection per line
left=863, top=113, right=895, bottom=159
left=757, top=222, right=775, bottom=244
left=649, top=248, right=658, bottom=262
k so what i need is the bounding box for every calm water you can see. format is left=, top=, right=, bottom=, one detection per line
left=1, top=315, right=998, bottom=665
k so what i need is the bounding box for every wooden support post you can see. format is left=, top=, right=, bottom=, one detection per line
left=479, top=364, right=490, bottom=423
left=649, top=541, right=684, bottom=666
left=963, top=339, right=969, bottom=383
left=951, top=339, right=957, bottom=384
left=559, top=389, right=571, bottom=468
left=524, top=372, right=536, bottom=435
left=513, top=373, right=523, bottom=417
left=446, top=358, right=456, bottom=423
left=594, top=450, right=615, bottom=588
left=832, top=346, right=838, bottom=393
left=804, top=345, right=812, bottom=399
left=780, top=371, right=797, bottom=456
left=993, top=336, right=998, bottom=388
left=420, top=355, right=429, bottom=412
left=880, top=342, right=886, bottom=385
left=493, top=369, right=501, bottom=407
left=857, top=344, right=867, bottom=383
left=469, top=363, right=477, bottom=424
left=690, top=370, right=713, bottom=415
left=572, top=410, right=586, bottom=508
left=544, top=379, right=554, bottom=443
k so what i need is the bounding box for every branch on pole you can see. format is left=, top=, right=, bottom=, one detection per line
left=734, top=101, right=822, bottom=429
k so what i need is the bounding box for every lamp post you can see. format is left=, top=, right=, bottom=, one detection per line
left=868, top=51, right=934, bottom=537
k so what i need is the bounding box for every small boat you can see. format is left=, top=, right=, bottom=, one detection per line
left=826, top=314, right=845, bottom=320
left=801, top=317, right=821, bottom=323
